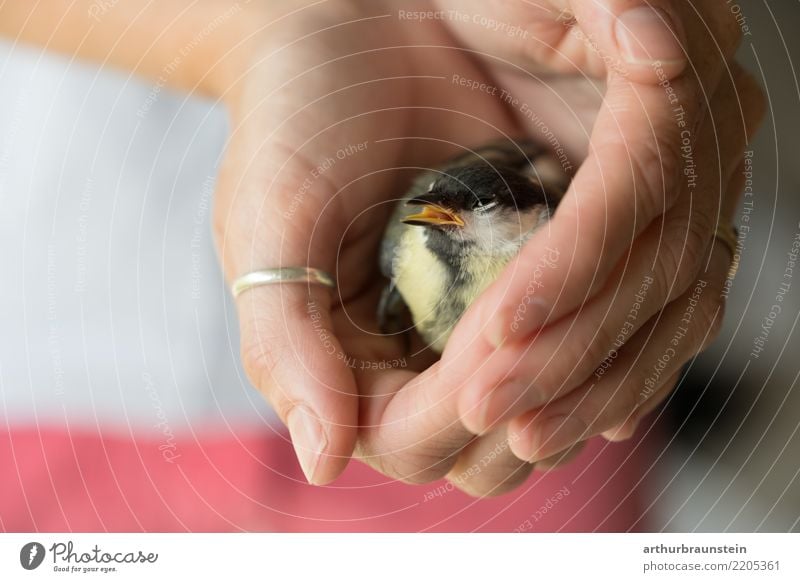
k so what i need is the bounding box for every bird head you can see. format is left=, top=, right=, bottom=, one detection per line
left=402, top=163, right=556, bottom=252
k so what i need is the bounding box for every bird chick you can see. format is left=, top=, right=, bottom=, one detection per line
left=378, top=139, right=568, bottom=353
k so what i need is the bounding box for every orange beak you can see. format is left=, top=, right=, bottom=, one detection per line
left=402, top=203, right=464, bottom=227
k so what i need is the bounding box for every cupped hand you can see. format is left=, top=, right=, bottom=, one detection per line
left=213, top=0, right=539, bottom=488
left=433, top=0, right=765, bottom=468
left=213, top=0, right=764, bottom=497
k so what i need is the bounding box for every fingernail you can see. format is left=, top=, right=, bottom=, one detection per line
left=530, top=415, right=586, bottom=461
left=615, top=7, right=685, bottom=65
left=286, top=405, right=327, bottom=484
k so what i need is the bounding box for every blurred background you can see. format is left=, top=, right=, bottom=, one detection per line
left=0, top=0, right=797, bottom=532
left=656, top=0, right=800, bottom=531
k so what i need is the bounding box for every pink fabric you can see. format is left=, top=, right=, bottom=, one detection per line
left=0, top=426, right=656, bottom=532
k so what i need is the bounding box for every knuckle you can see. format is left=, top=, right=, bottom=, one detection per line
left=654, top=234, right=685, bottom=298
left=627, top=134, right=682, bottom=216
left=679, top=221, right=713, bottom=293
left=537, top=310, right=619, bottom=398
left=734, top=66, right=767, bottom=136
left=374, top=455, right=414, bottom=483
left=363, top=431, right=460, bottom=485
left=384, top=451, right=456, bottom=485
left=447, top=446, right=533, bottom=498
left=657, top=217, right=712, bottom=301
left=582, top=384, right=639, bottom=436
left=451, top=467, right=530, bottom=498
left=358, top=451, right=427, bottom=485
left=685, top=218, right=712, bottom=262
left=240, top=329, right=284, bottom=399
left=526, top=354, right=560, bottom=398
left=357, top=448, right=408, bottom=482
left=584, top=320, right=619, bottom=379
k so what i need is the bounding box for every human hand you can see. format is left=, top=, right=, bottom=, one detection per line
left=214, top=0, right=544, bottom=489
left=429, top=0, right=766, bottom=465
left=0, top=0, right=765, bottom=497
left=215, top=0, right=764, bottom=496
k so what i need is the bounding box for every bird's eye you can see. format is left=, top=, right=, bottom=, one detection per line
left=472, top=196, right=498, bottom=212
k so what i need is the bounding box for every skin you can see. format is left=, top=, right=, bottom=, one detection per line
left=0, top=0, right=764, bottom=495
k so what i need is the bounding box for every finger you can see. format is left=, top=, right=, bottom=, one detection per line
left=354, top=360, right=474, bottom=484
left=456, top=183, right=719, bottom=435
left=473, top=4, right=742, bottom=348
left=565, top=65, right=767, bottom=445
left=453, top=63, right=763, bottom=434
left=535, top=440, right=587, bottom=471
left=236, top=285, right=358, bottom=485
left=444, top=426, right=534, bottom=498
left=479, top=73, right=695, bottom=346
left=601, top=370, right=679, bottom=442
left=601, top=147, right=766, bottom=445
left=433, top=0, right=688, bottom=81
left=456, top=212, right=705, bottom=436
left=555, top=0, right=688, bottom=81
left=215, top=134, right=361, bottom=485
left=507, top=242, right=732, bottom=463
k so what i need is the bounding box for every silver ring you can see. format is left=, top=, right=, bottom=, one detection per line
left=231, top=267, right=336, bottom=298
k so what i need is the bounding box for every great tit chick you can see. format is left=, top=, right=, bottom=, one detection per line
left=378, top=139, right=568, bottom=353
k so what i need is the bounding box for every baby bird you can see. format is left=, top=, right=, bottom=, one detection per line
left=378, top=139, right=568, bottom=353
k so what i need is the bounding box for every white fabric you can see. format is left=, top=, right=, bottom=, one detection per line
left=0, top=41, right=271, bottom=431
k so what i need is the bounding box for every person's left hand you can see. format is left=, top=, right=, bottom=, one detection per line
left=432, top=0, right=766, bottom=477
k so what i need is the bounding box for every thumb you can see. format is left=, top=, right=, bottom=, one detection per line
left=433, top=0, right=687, bottom=83
left=235, top=283, right=358, bottom=485
left=563, top=0, right=688, bottom=82
left=214, top=137, right=358, bottom=486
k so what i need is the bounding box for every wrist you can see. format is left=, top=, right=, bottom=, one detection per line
left=191, top=2, right=277, bottom=102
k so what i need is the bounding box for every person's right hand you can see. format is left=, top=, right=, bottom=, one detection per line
left=213, top=0, right=534, bottom=487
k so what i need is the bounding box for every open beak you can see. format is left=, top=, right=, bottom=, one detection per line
left=402, top=202, right=464, bottom=227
